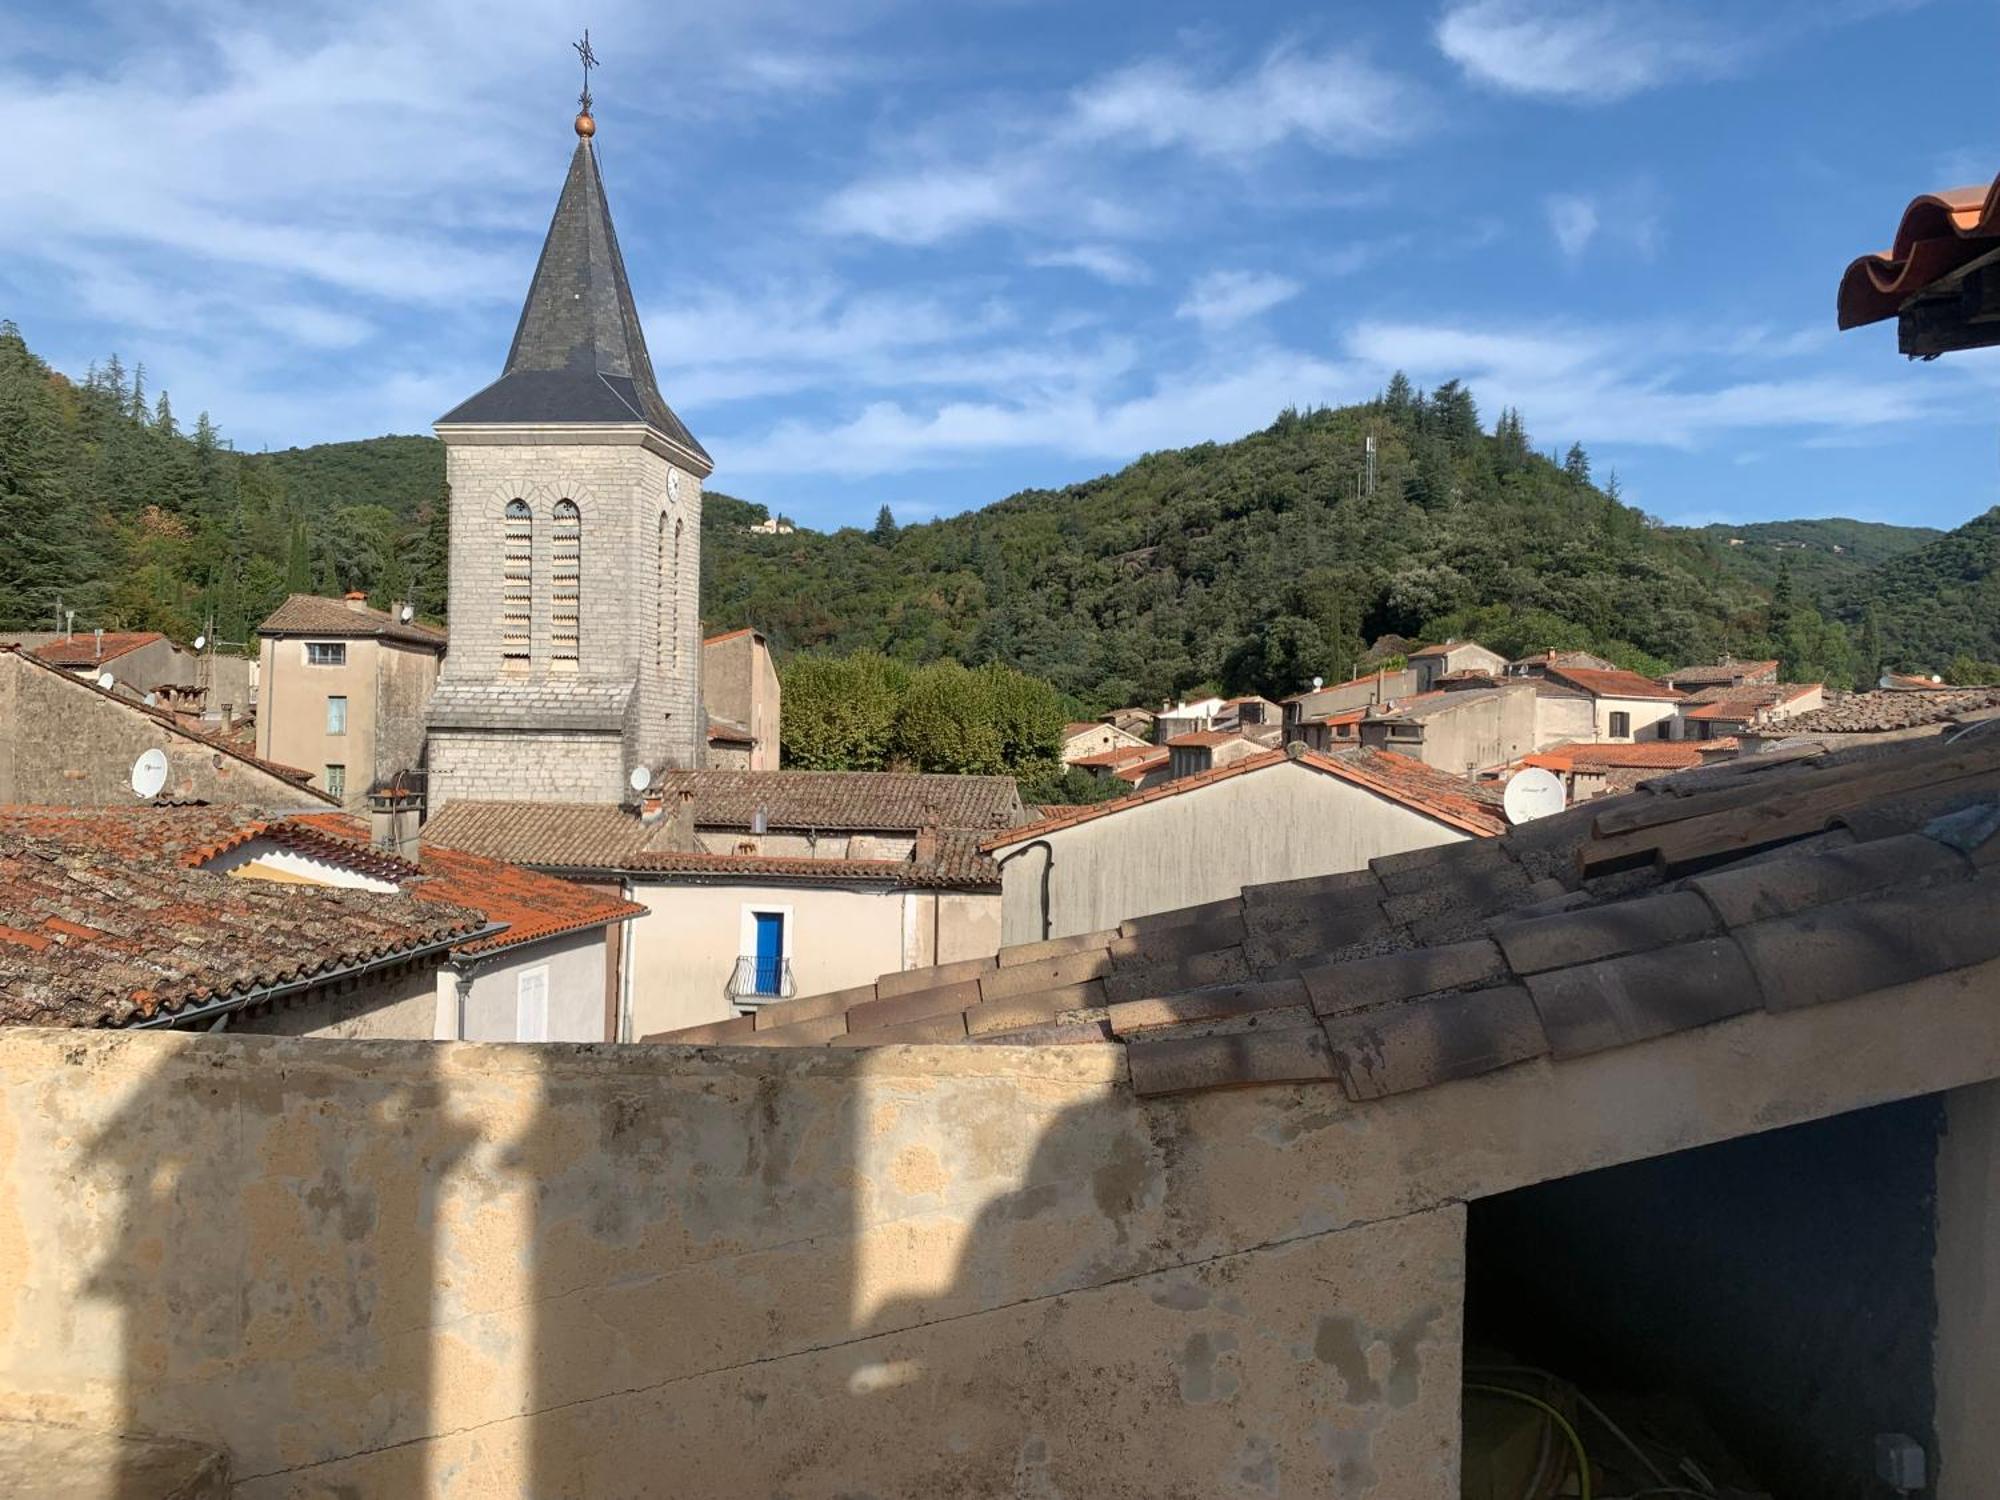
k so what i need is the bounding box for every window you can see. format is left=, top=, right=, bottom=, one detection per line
left=304, top=641, right=346, bottom=667
left=750, top=911, right=785, bottom=996
left=502, top=499, right=533, bottom=669
left=550, top=500, right=580, bottom=671
left=670, top=518, right=684, bottom=670
left=1609, top=710, right=1632, bottom=738
left=517, top=967, right=549, bottom=1042
left=655, top=513, right=667, bottom=672
left=324, top=764, right=346, bottom=799
left=325, top=695, right=348, bottom=735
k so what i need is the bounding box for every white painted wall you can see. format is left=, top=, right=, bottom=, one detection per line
left=995, top=759, right=1473, bottom=943
left=450, top=927, right=609, bottom=1044
left=1590, top=695, right=1679, bottom=742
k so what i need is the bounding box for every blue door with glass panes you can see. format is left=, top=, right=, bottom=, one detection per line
left=752, top=911, right=784, bottom=996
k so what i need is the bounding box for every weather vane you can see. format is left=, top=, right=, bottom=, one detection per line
left=574, top=29, right=598, bottom=118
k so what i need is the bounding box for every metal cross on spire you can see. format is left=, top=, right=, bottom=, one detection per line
left=574, top=29, right=599, bottom=117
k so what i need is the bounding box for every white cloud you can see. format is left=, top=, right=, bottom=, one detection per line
left=1436, top=0, right=1742, bottom=102
left=1544, top=194, right=1599, bottom=258
left=1028, top=245, right=1152, bottom=285
left=1175, top=270, right=1301, bottom=330
left=1068, top=45, right=1429, bottom=159
left=819, top=43, right=1428, bottom=246
left=1344, top=318, right=1934, bottom=447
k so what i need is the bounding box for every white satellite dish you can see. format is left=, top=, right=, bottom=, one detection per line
left=628, top=764, right=652, bottom=794
left=1311, top=675, right=1324, bottom=691
left=130, top=748, right=169, bottom=800
left=193, top=634, right=207, bottom=651
left=399, top=605, right=415, bottom=623
left=1502, top=767, right=1566, bottom=826
left=96, top=671, right=115, bottom=690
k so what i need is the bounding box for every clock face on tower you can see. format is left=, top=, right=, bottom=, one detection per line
left=668, top=470, right=680, bottom=501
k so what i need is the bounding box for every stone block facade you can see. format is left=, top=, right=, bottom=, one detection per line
left=428, top=728, right=628, bottom=809
left=430, top=427, right=707, bottom=805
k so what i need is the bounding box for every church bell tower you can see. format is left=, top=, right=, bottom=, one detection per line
left=426, top=82, right=711, bottom=812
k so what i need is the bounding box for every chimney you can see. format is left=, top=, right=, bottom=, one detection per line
left=639, top=789, right=666, bottom=825
left=343, top=591, right=368, bottom=612
left=667, top=787, right=697, bottom=850
left=94, top=627, right=103, bottom=659
left=368, top=779, right=423, bottom=863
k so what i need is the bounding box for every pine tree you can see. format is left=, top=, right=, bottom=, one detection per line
left=1563, top=442, right=1591, bottom=483
left=285, top=517, right=312, bottom=592
left=128, top=362, right=148, bottom=423
left=1383, top=370, right=1414, bottom=414
left=871, top=504, right=898, bottom=544
left=153, top=390, right=177, bottom=440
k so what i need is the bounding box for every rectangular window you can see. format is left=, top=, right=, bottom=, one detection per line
left=324, top=763, right=346, bottom=799
left=304, top=641, right=346, bottom=667
left=517, top=967, right=549, bottom=1042
left=326, top=695, right=348, bottom=735
left=1609, top=710, right=1632, bottom=738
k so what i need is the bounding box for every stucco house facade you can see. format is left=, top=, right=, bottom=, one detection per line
left=984, top=745, right=1504, bottom=944
left=702, top=627, right=782, bottom=770
left=257, top=592, right=447, bottom=808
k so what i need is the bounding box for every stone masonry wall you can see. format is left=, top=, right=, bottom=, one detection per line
left=427, top=728, right=626, bottom=810
left=438, top=431, right=705, bottom=790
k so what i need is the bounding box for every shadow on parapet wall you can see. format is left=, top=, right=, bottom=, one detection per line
left=58, top=1031, right=1452, bottom=1496
left=81, top=1035, right=477, bottom=1497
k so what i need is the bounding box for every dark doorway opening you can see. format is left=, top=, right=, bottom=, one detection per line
left=1461, top=1095, right=1942, bottom=1500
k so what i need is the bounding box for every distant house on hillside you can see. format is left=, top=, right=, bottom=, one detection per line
left=1662, top=658, right=1781, bottom=694
left=1409, top=640, right=1508, bottom=692
left=1354, top=678, right=1541, bottom=774
left=1061, top=720, right=1149, bottom=764
left=1164, top=730, right=1265, bottom=782
left=1283, top=667, right=1420, bottom=730
left=1678, top=682, right=1823, bottom=740
left=1509, top=649, right=1619, bottom=677
left=257, top=593, right=446, bottom=809
left=1538, top=664, right=1683, bottom=742
left=1098, top=706, right=1157, bottom=740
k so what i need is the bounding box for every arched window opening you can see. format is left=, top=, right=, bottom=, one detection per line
left=502, top=499, right=532, bottom=670
left=551, top=500, right=581, bottom=671
left=655, top=512, right=668, bottom=674
left=670, top=517, right=684, bottom=672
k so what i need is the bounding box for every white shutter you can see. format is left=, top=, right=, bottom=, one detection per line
left=516, top=968, right=549, bottom=1043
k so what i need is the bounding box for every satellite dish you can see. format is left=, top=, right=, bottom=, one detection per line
left=96, top=671, right=115, bottom=690
left=130, top=748, right=169, bottom=800
left=1311, top=675, right=1324, bottom=691
left=628, top=765, right=652, bottom=794
left=193, top=634, right=207, bottom=651
left=1503, top=767, right=1566, bottom=825
left=399, top=605, right=415, bottom=623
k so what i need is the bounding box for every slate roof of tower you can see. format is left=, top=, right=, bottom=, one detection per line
left=436, top=138, right=708, bottom=464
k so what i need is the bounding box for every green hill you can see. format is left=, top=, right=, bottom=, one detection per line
left=1684, top=517, right=1941, bottom=599
left=4, top=317, right=1979, bottom=699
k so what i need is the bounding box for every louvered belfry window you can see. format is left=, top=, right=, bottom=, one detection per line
left=551, top=500, right=581, bottom=671
left=503, top=499, right=533, bottom=669
left=655, top=512, right=668, bottom=673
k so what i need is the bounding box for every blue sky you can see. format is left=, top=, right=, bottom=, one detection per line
left=3, top=0, right=1997, bottom=532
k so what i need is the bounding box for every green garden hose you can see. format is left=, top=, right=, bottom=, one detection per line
left=1465, top=1382, right=1593, bottom=1500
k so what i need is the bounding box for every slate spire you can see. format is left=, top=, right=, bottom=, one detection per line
left=438, top=120, right=707, bottom=462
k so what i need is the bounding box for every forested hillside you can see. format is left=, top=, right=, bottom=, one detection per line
left=8, top=319, right=1991, bottom=702
left=0, top=322, right=447, bottom=644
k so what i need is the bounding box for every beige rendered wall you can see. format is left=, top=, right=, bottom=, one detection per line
left=1591, top=695, right=1678, bottom=742
left=6, top=959, right=2000, bottom=1494
left=230, top=965, right=441, bottom=1040
left=625, top=879, right=911, bottom=1036
left=259, top=635, right=383, bottom=805
left=901, top=889, right=1005, bottom=969
left=1000, top=759, right=1471, bottom=943
left=1531, top=692, right=1595, bottom=749
left=1934, top=1078, right=2000, bottom=1500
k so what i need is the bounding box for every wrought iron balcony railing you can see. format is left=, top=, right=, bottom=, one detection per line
left=727, top=954, right=795, bottom=1002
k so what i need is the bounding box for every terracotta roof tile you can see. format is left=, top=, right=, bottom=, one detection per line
left=1665, top=659, right=1780, bottom=687
left=1839, top=172, right=2000, bottom=329
left=257, top=593, right=446, bottom=647
left=0, top=807, right=484, bottom=1028
left=1163, top=730, right=1239, bottom=747
left=702, top=627, right=759, bottom=646
left=655, top=768, right=1023, bottom=833
left=1541, top=665, right=1682, bottom=701
left=1070, top=746, right=1155, bottom=769
left=1522, top=742, right=1710, bottom=774
left=30, top=632, right=169, bottom=668
left=1767, top=688, right=2000, bottom=736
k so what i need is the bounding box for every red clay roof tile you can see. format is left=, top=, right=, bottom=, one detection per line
left=1839, top=172, right=2000, bottom=329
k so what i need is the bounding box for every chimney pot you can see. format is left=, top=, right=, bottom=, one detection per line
left=343, top=591, right=368, bottom=611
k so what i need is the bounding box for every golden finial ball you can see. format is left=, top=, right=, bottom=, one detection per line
left=575, top=111, right=596, bottom=139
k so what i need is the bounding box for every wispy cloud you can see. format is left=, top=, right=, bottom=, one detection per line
left=1542, top=182, right=1662, bottom=261
left=1027, top=245, right=1152, bottom=285
left=1434, top=0, right=1928, bottom=104
left=1176, top=270, right=1301, bottom=329
left=1544, top=194, right=1600, bottom=258
left=820, top=43, right=1429, bottom=247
